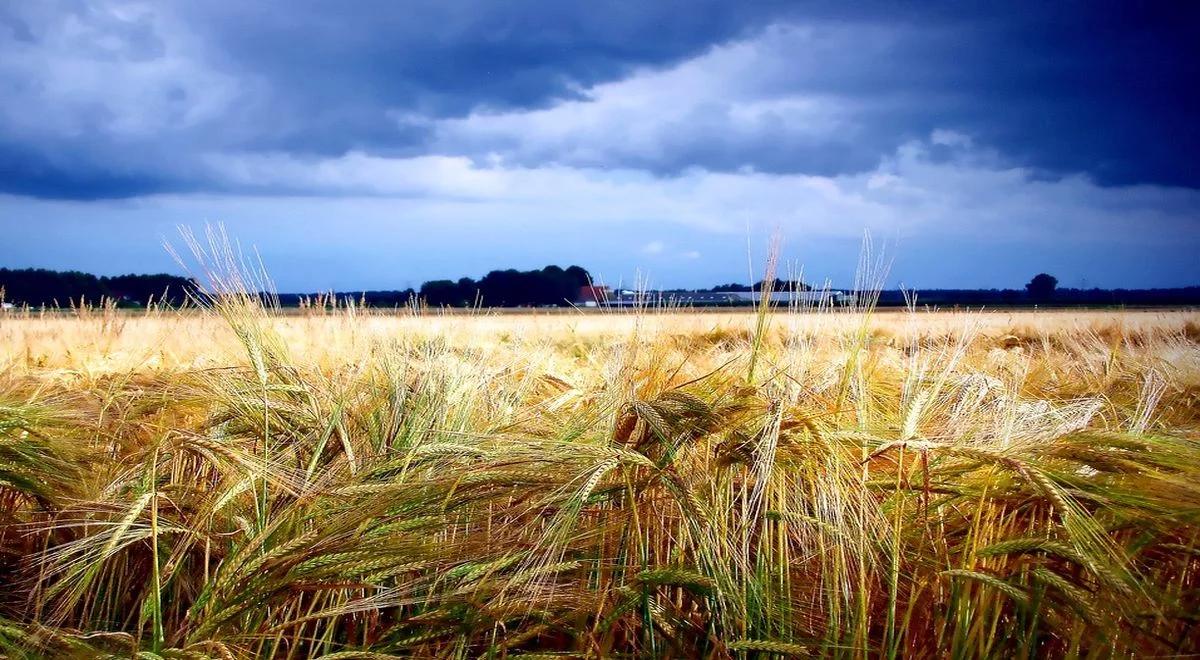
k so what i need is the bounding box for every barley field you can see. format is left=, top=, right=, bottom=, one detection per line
left=1, top=296, right=1199, bottom=657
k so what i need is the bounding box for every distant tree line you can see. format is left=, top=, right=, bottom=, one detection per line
left=869, top=275, right=1200, bottom=307
left=276, top=265, right=593, bottom=308
left=6, top=266, right=1200, bottom=309
left=705, top=280, right=813, bottom=293
left=874, top=287, right=1200, bottom=307
left=0, top=268, right=195, bottom=307
left=420, top=265, right=591, bottom=307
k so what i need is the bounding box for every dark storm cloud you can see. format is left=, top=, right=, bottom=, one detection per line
left=0, top=141, right=181, bottom=199
left=0, top=0, right=1196, bottom=200
left=431, top=3, right=1199, bottom=187
left=0, top=0, right=799, bottom=198
left=902, top=3, right=1200, bottom=188
left=183, top=1, right=787, bottom=109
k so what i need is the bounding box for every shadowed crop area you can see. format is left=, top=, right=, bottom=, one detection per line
left=1, top=288, right=1199, bottom=657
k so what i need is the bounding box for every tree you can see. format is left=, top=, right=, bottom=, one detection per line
left=420, top=279, right=473, bottom=307
left=1025, top=273, right=1058, bottom=301
left=708, top=279, right=811, bottom=293
left=0, top=268, right=193, bottom=307
left=476, top=265, right=590, bottom=307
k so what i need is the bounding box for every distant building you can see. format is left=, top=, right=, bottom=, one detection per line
left=577, top=285, right=611, bottom=307
left=578, top=288, right=857, bottom=307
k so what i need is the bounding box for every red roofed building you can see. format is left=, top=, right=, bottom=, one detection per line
left=577, top=285, right=610, bottom=307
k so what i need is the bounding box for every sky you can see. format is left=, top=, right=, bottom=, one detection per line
left=1, top=1, right=1198, bottom=291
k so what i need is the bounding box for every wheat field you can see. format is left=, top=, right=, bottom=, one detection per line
left=1, top=295, right=1199, bottom=657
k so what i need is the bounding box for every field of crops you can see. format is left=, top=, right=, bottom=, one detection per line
left=2, top=295, right=1199, bottom=657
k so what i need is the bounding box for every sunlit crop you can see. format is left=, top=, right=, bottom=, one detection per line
left=1, top=248, right=1198, bottom=658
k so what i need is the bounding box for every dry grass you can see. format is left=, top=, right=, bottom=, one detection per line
left=1, top=296, right=1198, bottom=658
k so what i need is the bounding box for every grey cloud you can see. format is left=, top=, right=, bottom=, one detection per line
left=0, top=1, right=1196, bottom=200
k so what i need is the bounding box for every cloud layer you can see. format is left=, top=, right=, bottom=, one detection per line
left=1, top=1, right=1197, bottom=288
